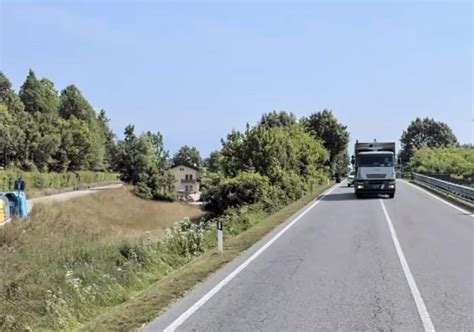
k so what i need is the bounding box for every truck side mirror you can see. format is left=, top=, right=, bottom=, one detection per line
left=351, top=155, right=355, bottom=165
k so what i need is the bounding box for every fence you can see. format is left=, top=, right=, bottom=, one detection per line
left=412, top=173, right=474, bottom=202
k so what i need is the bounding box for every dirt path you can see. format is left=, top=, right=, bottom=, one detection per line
left=27, top=183, right=123, bottom=213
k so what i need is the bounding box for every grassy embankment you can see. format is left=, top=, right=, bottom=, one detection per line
left=0, top=169, right=120, bottom=198
left=0, top=182, right=331, bottom=331
left=0, top=186, right=203, bottom=330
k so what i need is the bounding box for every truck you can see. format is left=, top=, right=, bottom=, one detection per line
left=351, top=140, right=396, bottom=199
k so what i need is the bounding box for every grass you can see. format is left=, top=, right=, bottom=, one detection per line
left=31, top=186, right=204, bottom=240
left=82, top=183, right=332, bottom=331
left=0, top=187, right=203, bottom=331
left=410, top=180, right=474, bottom=213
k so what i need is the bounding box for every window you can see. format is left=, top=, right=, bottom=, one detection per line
left=189, top=174, right=193, bottom=180
left=358, top=154, right=394, bottom=167
left=180, top=167, right=184, bottom=171
left=189, top=185, right=193, bottom=192
left=185, top=174, right=189, bottom=180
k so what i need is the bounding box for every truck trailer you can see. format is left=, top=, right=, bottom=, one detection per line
left=351, top=140, right=396, bottom=199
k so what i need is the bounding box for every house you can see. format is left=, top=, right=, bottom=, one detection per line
left=170, top=164, right=200, bottom=195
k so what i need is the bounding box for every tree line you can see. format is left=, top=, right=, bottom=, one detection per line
left=0, top=70, right=351, bottom=203
left=0, top=70, right=114, bottom=172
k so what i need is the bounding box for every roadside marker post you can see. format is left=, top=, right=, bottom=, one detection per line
left=217, top=220, right=223, bottom=253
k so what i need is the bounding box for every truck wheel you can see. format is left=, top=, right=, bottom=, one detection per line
left=388, top=193, right=395, bottom=198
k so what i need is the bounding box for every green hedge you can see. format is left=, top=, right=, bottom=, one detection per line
left=407, top=147, right=474, bottom=184
left=0, top=168, right=119, bottom=193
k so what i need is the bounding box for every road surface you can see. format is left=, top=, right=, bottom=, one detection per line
left=145, top=180, right=473, bottom=331
left=27, top=183, right=123, bottom=213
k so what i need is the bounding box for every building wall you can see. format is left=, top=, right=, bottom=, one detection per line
left=170, top=165, right=200, bottom=193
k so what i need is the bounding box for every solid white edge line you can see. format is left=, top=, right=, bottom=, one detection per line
left=162, top=183, right=339, bottom=332
left=380, top=199, right=435, bottom=332
left=402, top=180, right=473, bottom=218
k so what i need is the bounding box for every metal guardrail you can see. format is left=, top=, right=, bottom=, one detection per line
left=412, top=173, right=474, bottom=201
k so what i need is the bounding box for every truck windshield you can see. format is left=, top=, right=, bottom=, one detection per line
left=358, top=154, right=393, bottom=167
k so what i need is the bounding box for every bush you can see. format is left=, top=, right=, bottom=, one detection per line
left=407, top=147, right=474, bottom=184
left=202, top=172, right=272, bottom=214
left=0, top=168, right=119, bottom=194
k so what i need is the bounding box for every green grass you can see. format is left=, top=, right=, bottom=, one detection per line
left=81, top=183, right=332, bottom=331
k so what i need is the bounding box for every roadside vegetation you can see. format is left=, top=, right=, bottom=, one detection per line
left=407, top=146, right=473, bottom=186
left=0, top=169, right=119, bottom=198
left=398, top=117, right=459, bottom=164
left=0, top=186, right=204, bottom=330
left=397, top=117, right=472, bottom=185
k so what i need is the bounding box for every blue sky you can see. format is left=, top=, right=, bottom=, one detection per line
left=1, top=1, right=472, bottom=156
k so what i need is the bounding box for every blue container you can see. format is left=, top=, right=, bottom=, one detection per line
left=0, top=191, right=28, bottom=218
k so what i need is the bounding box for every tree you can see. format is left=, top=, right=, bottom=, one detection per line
left=0, top=73, right=26, bottom=167
left=0, top=70, right=116, bottom=172
left=204, top=150, right=223, bottom=173
left=302, top=109, right=349, bottom=174
left=172, top=145, right=202, bottom=169
left=97, top=109, right=115, bottom=170
left=399, top=117, right=458, bottom=163
left=59, top=85, right=95, bottom=121
left=259, top=111, right=297, bottom=128
left=145, top=131, right=170, bottom=171
left=52, top=118, right=93, bottom=171
left=19, top=70, right=59, bottom=114
left=202, top=122, right=330, bottom=213
left=112, top=125, right=175, bottom=201
left=0, top=72, right=24, bottom=113
left=219, top=124, right=329, bottom=190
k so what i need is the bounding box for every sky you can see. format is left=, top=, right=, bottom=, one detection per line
left=0, top=0, right=472, bottom=157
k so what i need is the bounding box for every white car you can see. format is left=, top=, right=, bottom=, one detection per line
left=347, top=170, right=356, bottom=187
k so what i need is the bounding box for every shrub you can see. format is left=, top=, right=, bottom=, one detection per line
left=407, top=147, right=474, bottom=184
left=0, top=168, right=119, bottom=194
left=202, top=172, right=272, bottom=214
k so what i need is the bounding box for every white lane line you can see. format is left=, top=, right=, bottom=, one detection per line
left=163, top=184, right=340, bottom=332
left=402, top=180, right=473, bottom=218
left=380, top=199, right=435, bottom=332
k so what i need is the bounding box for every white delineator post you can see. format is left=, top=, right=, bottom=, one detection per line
left=217, top=220, right=223, bottom=253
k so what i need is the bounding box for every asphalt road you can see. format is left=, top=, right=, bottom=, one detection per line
left=145, top=180, right=473, bottom=331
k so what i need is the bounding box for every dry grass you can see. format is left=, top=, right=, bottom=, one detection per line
left=0, top=187, right=204, bottom=331
left=33, top=186, right=204, bottom=241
